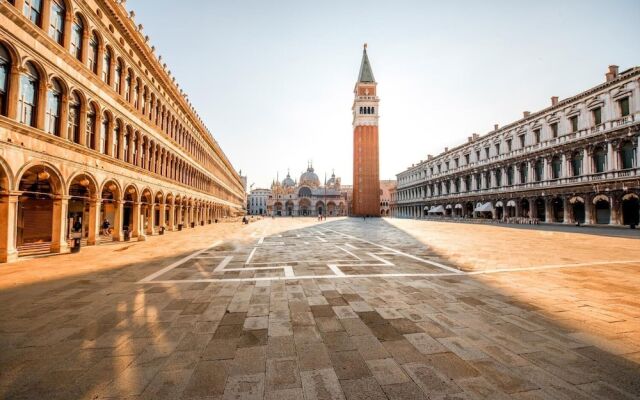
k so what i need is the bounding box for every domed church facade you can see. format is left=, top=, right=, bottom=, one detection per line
left=267, top=163, right=348, bottom=216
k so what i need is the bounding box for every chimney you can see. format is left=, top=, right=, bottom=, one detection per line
left=494, top=124, right=499, bottom=131
left=468, top=136, right=472, bottom=143
left=523, top=111, right=531, bottom=118
left=427, top=154, right=433, bottom=160
left=551, top=96, right=559, bottom=106
left=606, top=65, right=619, bottom=82
left=473, top=133, right=479, bottom=140
left=444, top=147, right=449, bottom=153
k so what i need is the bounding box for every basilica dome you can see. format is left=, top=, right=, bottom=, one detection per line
left=282, top=172, right=295, bottom=187
left=299, top=165, right=320, bottom=187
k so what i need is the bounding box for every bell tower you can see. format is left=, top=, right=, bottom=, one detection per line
left=352, top=43, right=380, bottom=217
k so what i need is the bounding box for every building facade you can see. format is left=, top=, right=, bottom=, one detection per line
left=352, top=44, right=380, bottom=217
left=379, top=179, right=396, bottom=216
left=0, top=0, right=245, bottom=262
left=395, top=65, right=640, bottom=226
left=248, top=188, right=270, bottom=215
left=267, top=165, right=348, bottom=217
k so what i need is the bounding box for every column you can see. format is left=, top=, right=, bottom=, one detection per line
left=127, top=133, right=134, bottom=164
left=637, top=136, right=640, bottom=168
left=0, top=194, right=18, bottom=263
left=610, top=197, right=621, bottom=225
left=112, top=200, right=124, bottom=241
left=583, top=148, right=590, bottom=176
left=584, top=198, right=594, bottom=225
left=159, top=203, right=166, bottom=231
left=190, top=206, right=195, bottom=227
left=50, top=195, right=69, bottom=254
left=87, top=197, right=101, bottom=245
left=561, top=153, right=568, bottom=178
left=528, top=198, right=535, bottom=219
left=606, top=141, right=614, bottom=171
left=563, top=197, right=573, bottom=225
left=168, top=202, right=175, bottom=231
left=132, top=202, right=143, bottom=240
left=146, top=204, right=155, bottom=235
left=544, top=198, right=553, bottom=222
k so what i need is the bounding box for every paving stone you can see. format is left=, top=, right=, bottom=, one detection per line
left=202, top=339, right=238, bottom=360
left=366, top=358, right=410, bottom=385
left=403, top=362, right=463, bottom=397
left=297, top=342, right=332, bottom=371
left=315, top=316, right=345, bottom=332
left=300, top=368, right=346, bottom=400
left=405, top=332, right=448, bottom=355
left=320, top=331, right=357, bottom=352
left=266, top=357, right=301, bottom=391
left=340, top=376, right=387, bottom=400
left=329, top=350, right=371, bottom=380
left=332, top=306, right=359, bottom=319
left=381, top=381, right=428, bottom=400
left=222, top=373, right=264, bottom=400
left=340, top=318, right=372, bottom=336
left=181, top=360, right=228, bottom=397
left=352, top=334, right=390, bottom=360
left=243, top=316, right=268, bottom=330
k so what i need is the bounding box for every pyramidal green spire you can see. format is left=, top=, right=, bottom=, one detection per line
left=358, top=43, right=375, bottom=83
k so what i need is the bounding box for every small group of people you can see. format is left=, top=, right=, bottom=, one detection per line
left=317, top=214, right=327, bottom=221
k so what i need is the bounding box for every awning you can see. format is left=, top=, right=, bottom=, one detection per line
left=445, top=204, right=452, bottom=209
left=506, top=200, right=517, bottom=207
left=454, top=203, right=463, bottom=209
left=474, top=202, right=494, bottom=213
left=428, top=205, right=445, bottom=214
left=424, top=206, right=430, bottom=211
left=495, top=201, right=504, bottom=207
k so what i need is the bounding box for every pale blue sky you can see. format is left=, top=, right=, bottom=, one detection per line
left=130, top=0, right=640, bottom=189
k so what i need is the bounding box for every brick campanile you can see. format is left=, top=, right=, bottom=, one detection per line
left=352, top=44, right=380, bottom=217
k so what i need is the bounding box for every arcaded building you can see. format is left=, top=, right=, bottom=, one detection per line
left=395, top=66, right=640, bottom=226
left=0, top=0, right=245, bottom=262
left=352, top=44, right=380, bottom=217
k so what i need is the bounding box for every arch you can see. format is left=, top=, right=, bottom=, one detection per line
left=155, top=189, right=165, bottom=204
left=622, top=194, right=639, bottom=226
left=592, top=194, right=609, bottom=204
left=568, top=196, right=584, bottom=204
left=70, top=12, right=86, bottom=61
left=622, top=193, right=639, bottom=201
left=140, top=187, right=153, bottom=205
left=99, top=179, right=122, bottom=201
left=15, top=161, right=65, bottom=195
left=0, top=156, right=14, bottom=192
left=122, top=183, right=139, bottom=203
left=66, top=170, right=99, bottom=198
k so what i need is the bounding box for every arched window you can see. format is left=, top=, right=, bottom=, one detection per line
left=572, top=151, right=582, bottom=176
left=371, top=107, right=375, bottom=114
left=19, top=62, right=39, bottom=127
left=124, top=71, right=131, bottom=101
left=102, top=47, right=112, bottom=84
left=359, top=106, right=363, bottom=114
left=593, top=146, right=606, bottom=173
left=70, top=16, right=84, bottom=61
left=507, top=166, right=514, bottom=186
left=620, top=141, right=635, bottom=169
left=519, top=163, right=527, bottom=184
left=23, top=0, right=42, bottom=26
left=99, top=112, right=108, bottom=154
left=68, top=92, right=81, bottom=143
left=45, top=79, right=62, bottom=135
left=113, top=121, right=120, bottom=158
left=551, top=156, right=562, bottom=179
left=114, top=60, right=122, bottom=93
left=86, top=104, right=96, bottom=149
left=88, top=32, right=99, bottom=74
left=0, top=44, right=11, bottom=116
left=534, top=159, right=543, bottom=181
left=465, top=175, right=471, bottom=191
left=48, top=0, right=65, bottom=45
left=298, top=187, right=312, bottom=197
left=123, top=130, right=130, bottom=162
left=495, top=169, right=502, bottom=187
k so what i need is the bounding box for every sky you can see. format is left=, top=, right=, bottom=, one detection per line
left=130, top=0, right=640, bottom=190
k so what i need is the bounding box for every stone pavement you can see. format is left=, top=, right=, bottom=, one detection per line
left=0, top=217, right=639, bottom=399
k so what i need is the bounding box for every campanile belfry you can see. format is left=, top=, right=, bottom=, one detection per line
left=352, top=44, right=380, bottom=217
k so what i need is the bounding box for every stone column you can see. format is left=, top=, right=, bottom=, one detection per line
left=528, top=198, right=536, bottom=219
left=146, top=204, right=155, bottom=235
left=168, top=202, right=175, bottom=230
left=561, top=153, right=568, bottom=178
left=132, top=202, right=143, bottom=240
left=545, top=198, right=553, bottom=222
left=583, top=148, right=590, bottom=176
left=610, top=197, right=621, bottom=225
left=87, top=197, right=101, bottom=245
left=0, top=194, right=18, bottom=263
left=584, top=198, right=594, bottom=225
left=607, top=141, right=614, bottom=172
left=112, top=200, right=124, bottom=241
left=563, top=197, right=572, bottom=224
left=81, top=31, right=90, bottom=65
left=189, top=206, right=195, bottom=227
left=6, top=67, right=20, bottom=120
left=176, top=204, right=183, bottom=227
left=51, top=195, right=69, bottom=254
left=159, top=203, right=166, bottom=231
left=127, top=133, right=134, bottom=164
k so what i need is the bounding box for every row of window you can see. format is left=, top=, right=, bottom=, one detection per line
left=0, top=45, right=239, bottom=203
left=398, top=141, right=637, bottom=199
left=399, top=97, right=632, bottom=185
left=5, top=0, right=239, bottom=193
left=358, top=106, right=375, bottom=115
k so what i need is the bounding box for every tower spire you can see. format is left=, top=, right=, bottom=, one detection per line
left=358, top=43, right=375, bottom=83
